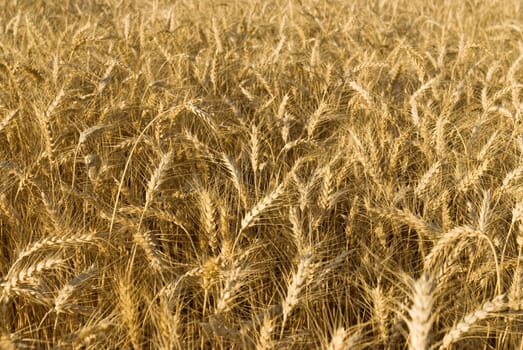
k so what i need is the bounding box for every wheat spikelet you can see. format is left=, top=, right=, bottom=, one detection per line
left=53, top=265, right=97, bottom=315
left=128, top=150, right=172, bottom=268
left=433, top=115, right=448, bottom=158
left=36, top=108, right=55, bottom=164
left=0, top=109, right=18, bottom=134
left=117, top=275, right=142, bottom=349
left=306, top=100, right=329, bottom=139
left=369, top=205, right=441, bottom=240
left=370, top=284, right=390, bottom=343
left=281, top=249, right=313, bottom=337
left=476, top=130, right=499, bottom=162
left=349, top=81, right=374, bottom=108
left=477, top=190, right=491, bottom=234
left=415, top=161, right=441, bottom=198
left=326, top=327, right=347, bottom=350
left=277, top=95, right=290, bottom=143
left=1, top=257, right=65, bottom=304
left=133, top=230, right=165, bottom=272
left=62, top=317, right=112, bottom=348
left=424, top=225, right=489, bottom=272
left=153, top=294, right=182, bottom=349
left=145, top=151, right=172, bottom=207
left=255, top=315, right=274, bottom=350
left=221, top=152, right=247, bottom=207
left=185, top=102, right=217, bottom=132
left=98, top=59, right=116, bottom=93
left=319, top=164, right=334, bottom=211
left=313, top=250, right=351, bottom=287
left=456, top=159, right=489, bottom=193
left=481, top=63, right=500, bottom=111
left=249, top=123, right=261, bottom=175
left=348, top=129, right=383, bottom=185
left=410, top=76, right=438, bottom=127
left=293, top=168, right=320, bottom=211
left=211, top=17, right=223, bottom=53
left=197, top=186, right=219, bottom=254
left=500, top=165, right=523, bottom=192
left=182, top=128, right=216, bottom=158
left=215, top=266, right=243, bottom=314
left=406, top=273, right=434, bottom=350
left=439, top=294, right=508, bottom=349
left=78, top=124, right=108, bottom=145
left=15, top=232, right=97, bottom=262
left=239, top=182, right=285, bottom=235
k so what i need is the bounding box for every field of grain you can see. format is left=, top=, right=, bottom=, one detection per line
left=1, top=0, right=523, bottom=349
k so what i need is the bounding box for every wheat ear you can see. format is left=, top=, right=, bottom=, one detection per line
left=439, top=294, right=508, bottom=349
left=280, top=250, right=313, bottom=338
left=239, top=182, right=285, bottom=235
left=406, top=273, right=434, bottom=350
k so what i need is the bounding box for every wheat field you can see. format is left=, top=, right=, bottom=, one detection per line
left=1, top=0, right=523, bottom=349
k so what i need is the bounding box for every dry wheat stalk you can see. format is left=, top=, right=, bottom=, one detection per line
left=0, top=193, right=21, bottom=227
left=510, top=201, right=523, bottom=303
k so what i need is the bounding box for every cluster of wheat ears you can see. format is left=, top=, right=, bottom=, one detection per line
left=1, top=0, right=523, bottom=349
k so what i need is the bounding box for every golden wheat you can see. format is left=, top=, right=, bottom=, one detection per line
left=2, top=0, right=523, bottom=348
